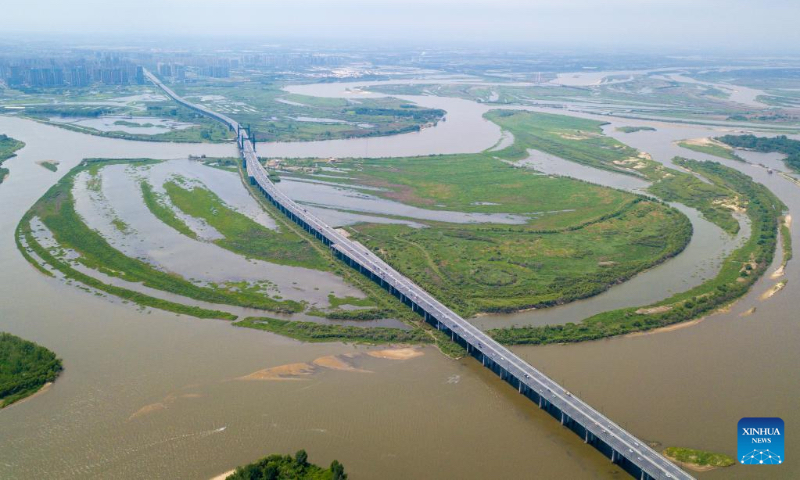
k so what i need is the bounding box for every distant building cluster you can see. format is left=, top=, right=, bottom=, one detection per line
left=0, top=57, right=145, bottom=88
left=240, top=53, right=344, bottom=68
left=0, top=50, right=350, bottom=89
left=157, top=60, right=229, bottom=80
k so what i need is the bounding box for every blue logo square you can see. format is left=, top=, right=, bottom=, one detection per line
left=738, top=417, right=784, bottom=465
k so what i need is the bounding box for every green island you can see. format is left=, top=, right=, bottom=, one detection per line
left=173, top=81, right=445, bottom=143
left=0, top=332, right=63, bottom=408
left=228, top=450, right=346, bottom=480
left=16, top=158, right=313, bottom=319
left=163, top=179, right=327, bottom=270
left=678, top=138, right=744, bottom=161
left=663, top=447, right=735, bottom=471
left=201, top=157, right=241, bottom=172
left=490, top=158, right=785, bottom=345
left=718, top=134, right=800, bottom=173
left=0, top=133, right=26, bottom=184
left=616, top=126, right=656, bottom=133
left=139, top=180, right=198, bottom=239
left=487, top=110, right=646, bottom=176
left=38, top=160, right=59, bottom=172
left=113, top=120, right=156, bottom=128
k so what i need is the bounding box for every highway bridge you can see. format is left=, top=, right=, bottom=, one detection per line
left=147, top=71, right=694, bottom=480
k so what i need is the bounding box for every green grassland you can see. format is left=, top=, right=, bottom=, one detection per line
left=0, top=134, right=25, bottom=184
left=677, top=140, right=744, bottom=161
left=490, top=159, right=784, bottom=344
left=487, top=110, right=645, bottom=176
left=663, top=447, right=735, bottom=468
left=163, top=179, right=328, bottom=270
left=172, top=81, right=444, bottom=143
left=648, top=161, right=741, bottom=235
left=0, top=332, right=62, bottom=408
left=486, top=111, right=741, bottom=234
left=139, top=180, right=198, bottom=239
left=278, top=111, right=693, bottom=317
left=351, top=199, right=689, bottom=316
left=235, top=317, right=463, bottom=357
left=228, top=450, right=346, bottom=480
left=781, top=220, right=793, bottom=267
left=17, top=158, right=307, bottom=318
left=235, top=317, right=432, bottom=344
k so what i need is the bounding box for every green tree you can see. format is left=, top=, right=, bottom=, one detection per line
left=295, top=450, right=308, bottom=468
left=330, top=460, right=347, bottom=480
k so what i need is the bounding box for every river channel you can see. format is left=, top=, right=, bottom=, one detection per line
left=1, top=73, right=797, bottom=480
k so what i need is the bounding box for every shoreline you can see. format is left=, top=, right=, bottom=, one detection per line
left=4, top=382, right=53, bottom=409
left=624, top=317, right=704, bottom=338
left=663, top=453, right=722, bottom=473
left=209, top=469, right=235, bottom=480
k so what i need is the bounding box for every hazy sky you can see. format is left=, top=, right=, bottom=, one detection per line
left=5, top=0, right=800, bottom=52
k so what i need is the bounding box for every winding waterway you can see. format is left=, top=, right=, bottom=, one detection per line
left=1, top=72, right=798, bottom=480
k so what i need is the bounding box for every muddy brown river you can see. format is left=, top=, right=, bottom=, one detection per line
left=1, top=75, right=798, bottom=480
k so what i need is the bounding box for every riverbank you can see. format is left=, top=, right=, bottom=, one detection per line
left=0, top=133, right=25, bottom=185
left=663, top=447, right=735, bottom=472
left=719, top=134, right=800, bottom=173
left=490, top=158, right=785, bottom=345
left=677, top=138, right=744, bottom=162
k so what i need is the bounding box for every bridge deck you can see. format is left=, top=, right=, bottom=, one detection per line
left=147, top=71, right=693, bottom=480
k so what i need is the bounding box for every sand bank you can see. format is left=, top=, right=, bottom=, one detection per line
left=367, top=347, right=424, bottom=360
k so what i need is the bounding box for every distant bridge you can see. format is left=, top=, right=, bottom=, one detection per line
left=147, top=70, right=694, bottom=480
